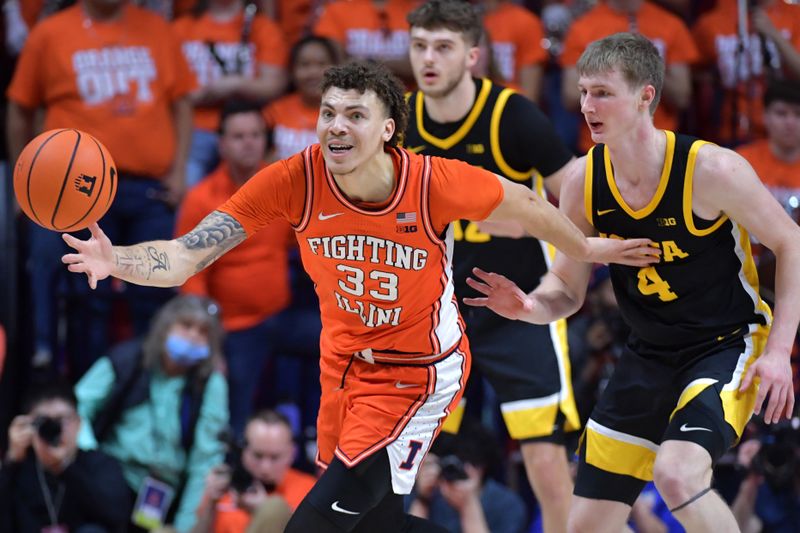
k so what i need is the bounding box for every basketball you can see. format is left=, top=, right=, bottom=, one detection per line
left=13, top=129, right=117, bottom=232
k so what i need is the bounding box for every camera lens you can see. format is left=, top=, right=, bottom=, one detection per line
left=33, top=416, right=63, bottom=447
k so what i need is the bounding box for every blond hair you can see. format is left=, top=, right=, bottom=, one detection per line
left=577, top=32, right=664, bottom=115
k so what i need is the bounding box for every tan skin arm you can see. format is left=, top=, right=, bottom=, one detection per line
left=466, top=157, right=627, bottom=323
left=6, top=100, right=35, bottom=163
left=61, top=210, right=247, bottom=289
left=483, top=173, right=591, bottom=262
left=693, top=145, right=800, bottom=423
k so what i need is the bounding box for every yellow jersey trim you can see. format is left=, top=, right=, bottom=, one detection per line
left=604, top=130, right=675, bottom=219
left=414, top=78, right=492, bottom=150
left=490, top=88, right=534, bottom=181
left=683, top=140, right=728, bottom=236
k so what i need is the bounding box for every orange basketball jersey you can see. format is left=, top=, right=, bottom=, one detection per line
left=218, top=144, right=503, bottom=364
left=298, top=147, right=462, bottom=363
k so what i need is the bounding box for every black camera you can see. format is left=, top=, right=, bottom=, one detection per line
left=228, top=448, right=255, bottom=493
left=439, top=455, right=468, bottom=482
left=219, top=430, right=277, bottom=494
left=32, top=416, right=62, bottom=447
left=751, top=417, right=800, bottom=491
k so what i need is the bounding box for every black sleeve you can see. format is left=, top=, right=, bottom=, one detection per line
left=0, top=460, right=21, bottom=533
left=498, top=92, right=574, bottom=178
left=62, top=450, right=132, bottom=530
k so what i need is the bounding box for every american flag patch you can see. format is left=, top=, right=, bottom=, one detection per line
left=396, top=212, right=417, bottom=223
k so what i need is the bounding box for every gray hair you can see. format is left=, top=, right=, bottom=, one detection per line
left=576, top=32, right=664, bottom=115
left=142, top=294, right=224, bottom=382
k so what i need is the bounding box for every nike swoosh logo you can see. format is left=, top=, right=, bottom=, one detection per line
left=679, top=423, right=712, bottom=433
left=597, top=208, right=616, bottom=216
left=331, top=501, right=360, bottom=515
left=406, top=145, right=426, bottom=154
left=395, top=382, right=418, bottom=389
left=318, top=212, right=343, bottom=221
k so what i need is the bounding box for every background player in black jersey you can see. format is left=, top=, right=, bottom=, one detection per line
left=465, top=33, right=800, bottom=533
left=405, top=2, right=578, bottom=531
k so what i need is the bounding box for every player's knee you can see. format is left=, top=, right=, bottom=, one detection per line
left=653, top=449, right=710, bottom=506
left=566, top=509, right=595, bottom=533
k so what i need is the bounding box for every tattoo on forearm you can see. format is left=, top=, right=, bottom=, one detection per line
left=115, top=250, right=150, bottom=279
left=147, top=246, right=170, bottom=272
left=115, top=245, right=172, bottom=280
left=177, top=211, right=246, bottom=273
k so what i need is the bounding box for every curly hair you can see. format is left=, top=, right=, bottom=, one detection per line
left=321, top=61, right=408, bottom=147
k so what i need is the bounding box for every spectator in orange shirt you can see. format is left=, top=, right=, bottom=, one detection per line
left=265, top=35, right=340, bottom=160
left=177, top=100, right=320, bottom=436
left=174, top=0, right=289, bottom=186
left=692, top=0, right=800, bottom=146
left=736, top=79, right=800, bottom=216
left=479, top=0, right=547, bottom=103
left=192, top=409, right=317, bottom=533
left=6, top=0, right=194, bottom=374
left=560, top=0, right=698, bottom=154
left=259, top=0, right=316, bottom=47
left=313, top=0, right=420, bottom=84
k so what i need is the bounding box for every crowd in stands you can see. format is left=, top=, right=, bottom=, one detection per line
left=1, top=0, right=799, bottom=531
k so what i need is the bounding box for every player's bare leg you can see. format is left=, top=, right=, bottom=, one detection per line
left=521, top=441, right=572, bottom=533
left=654, top=440, right=739, bottom=532
left=567, top=495, right=631, bottom=533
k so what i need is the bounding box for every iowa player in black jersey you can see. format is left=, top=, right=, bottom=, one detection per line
left=466, top=33, right=800, bottom=533
left=405, top=2, right=578, bottom=530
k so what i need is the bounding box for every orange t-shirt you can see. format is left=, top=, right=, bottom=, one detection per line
left=7, top=4, right=196, bottom=177
left=560, top=1, right=699, bottom=153
left=313, top=0, right=420, bottom=62
left=736, top=139, right=800, bottom=190
left=207, top=469, right=317, bottom=533
left=264, top=92, right=319, bottom=160
left=693, top=2, right=800, bottom=144
left=483, top=3, right=547, bottom=88
left=273, top=0, right=315, bottom=46
left=172, top=0, right=197, bottom=19
left=172, top=11, right=289, bottom=132
left=176, top=163, right=295, bottom=331
left=21, top=0, right=44, bottom=27
left=218, top=145, right=503, bottom=362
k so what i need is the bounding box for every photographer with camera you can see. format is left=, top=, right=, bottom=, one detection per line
left=192, top=410, right=315, bottom=533
left=732, top=417, right=800, bottom=533
left=408, top=417, right=527, bottom=533
left=0, top=381, right=130, bottom=532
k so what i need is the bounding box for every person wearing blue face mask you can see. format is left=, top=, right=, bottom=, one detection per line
left=74, top=295, right=230, bottom=533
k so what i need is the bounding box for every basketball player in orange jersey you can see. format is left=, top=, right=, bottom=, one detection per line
left=465, top=33, right=800, bottom=533
left=62, top=61, right=656, bottom=532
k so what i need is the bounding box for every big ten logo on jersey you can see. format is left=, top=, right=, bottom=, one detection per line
left=305, top=235, right=428, bottom=328
left=181, top=41, right=255, bottom=84
left=715, top=33, right=781, bottom=88
left=74, top=47, right=157, bottom=105
left=345, top=29, right=409, bottom=60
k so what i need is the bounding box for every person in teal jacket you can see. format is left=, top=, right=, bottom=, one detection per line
left=75, top=294, right=229, bottom=533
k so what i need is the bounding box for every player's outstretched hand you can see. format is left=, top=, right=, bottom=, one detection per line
left=740, top=350, right=795, bottom=424
left=587, top=237, right=661, bottom=267
left=61, top=223, right=113, bottom=289
left=463, top=267, right=533, bottom=321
